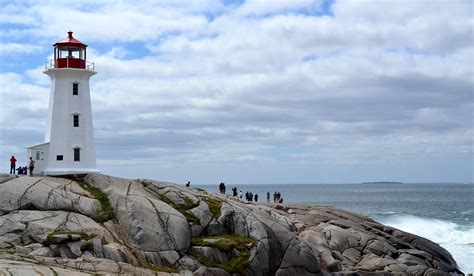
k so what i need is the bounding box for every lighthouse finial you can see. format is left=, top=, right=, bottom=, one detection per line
left=68, top=31, right=73, bottom=38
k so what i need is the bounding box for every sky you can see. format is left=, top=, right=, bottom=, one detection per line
left=0, top=0, right=472, bottom=184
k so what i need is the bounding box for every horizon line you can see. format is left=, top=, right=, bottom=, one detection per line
left=189, top=182, right=474, bottom=186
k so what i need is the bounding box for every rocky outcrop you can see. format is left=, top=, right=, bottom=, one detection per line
left=0, top=173, right=462, bottom=275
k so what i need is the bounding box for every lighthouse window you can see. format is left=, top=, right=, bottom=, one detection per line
left=74, top=148, right=80, bottom=162
left=73, top=115, right=79, bottom=127
left=73, top=83, right=78, bottom=95
left=56, top=155, right=63, bottom=161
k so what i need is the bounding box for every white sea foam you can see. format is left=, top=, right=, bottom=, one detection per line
left=379, top=214, right=474, bottom=274
left=461, top=209, right=474, bottom=215
left=381, top=211, right=397, bottom=215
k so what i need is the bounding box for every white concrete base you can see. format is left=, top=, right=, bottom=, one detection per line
left=43, top=168, right=100, bottom=175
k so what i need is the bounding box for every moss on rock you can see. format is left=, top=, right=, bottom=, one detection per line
left=44, top=230, right=96, bottom=246
left=152, top=192, right=200, bottom=224
left=191, top=234, right=256, bottom=273
left=200, top=197, right=222, bottom=219
left=138, top=180, right=201, bottom=224
left=62, top=175, right=115, bottom=222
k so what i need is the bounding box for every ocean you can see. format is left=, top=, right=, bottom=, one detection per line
left=194, top=183, right=473, bottom=273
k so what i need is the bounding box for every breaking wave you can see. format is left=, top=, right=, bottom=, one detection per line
left=377, top=214, right=474, bottom=274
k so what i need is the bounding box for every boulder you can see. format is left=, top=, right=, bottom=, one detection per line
left=397, top=253, right=429, bottom=267
left=342, top=248, right=361, bottom=265
left=0, top=177, right=101, bottom=216
left=384, top=263, right=408, bottom=272
left=0, top=210, right=111, bottom=245
left=29, top=247, right=53, bottom=257
left=15, top=245, right=33, bottom=255
left=355, top=253, right=397, bottom=271
left=176, top=255, right=201, bottom=271
left=278, top=238, right=321, bottom=274
left=102, top=242, right=128, bottom=263
left=299, top=228, right=341, bottom=271
left=89, top=236, right=106, bottom=258
left=66, top=240, right=85, bottom=257
left=85, top=174, right=191, bottom=254
left=363, top=239, right=397, bottom=257
left=189, top=201, right=213, bottom=228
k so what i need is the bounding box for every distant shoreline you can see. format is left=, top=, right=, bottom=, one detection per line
left=361, top=181, right=404, bottom=184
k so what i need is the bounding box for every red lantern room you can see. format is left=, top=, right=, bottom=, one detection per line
left=53, top=31, right=88, bottom=69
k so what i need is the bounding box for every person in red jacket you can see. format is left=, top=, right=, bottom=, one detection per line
left=10, top=155, right=17, bottom=174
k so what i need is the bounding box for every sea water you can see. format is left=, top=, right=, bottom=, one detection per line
left=194, top=183, right=473, bottom=273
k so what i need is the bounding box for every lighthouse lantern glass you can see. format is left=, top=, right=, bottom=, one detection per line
left=57, top=47, right=83, bottom=59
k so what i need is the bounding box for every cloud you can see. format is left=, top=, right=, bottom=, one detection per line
left=235, top=0, right=323, bottom=16
left=0, top=0, right=472, bottom=183
left=0, top=43, right=43, bottom=54
left=1, top=1, right=217, bottom=43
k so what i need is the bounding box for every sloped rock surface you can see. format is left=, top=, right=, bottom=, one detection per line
left=0, top=177, right=101, bottom=216
left=0, top=173, right=462, bottom=275
left=84, top=174, right=191, bottom=267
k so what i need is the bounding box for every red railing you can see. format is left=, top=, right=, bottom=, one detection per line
left=45, top=59, right=95, bottom=70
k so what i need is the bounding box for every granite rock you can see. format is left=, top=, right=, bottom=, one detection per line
left=0, top=173, right=463, bottom=275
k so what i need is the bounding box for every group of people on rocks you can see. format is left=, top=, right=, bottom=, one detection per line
left=16, top=166, right=28, bottom=175
left=185, top=181, right=285, bottom=205
left=215, top=183, right=284, bottom=204
left=273, top=191, right=283, bottom=203
left=9, top=155, right=35, bottom=177
left=244, top=191, right=259, bottom=202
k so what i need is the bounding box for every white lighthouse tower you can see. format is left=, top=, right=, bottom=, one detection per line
left=27, top=31, right=99, bottom=175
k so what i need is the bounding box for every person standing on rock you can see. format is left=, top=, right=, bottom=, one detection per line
left=254, top=193, right=258, bottom=202
left=232, top=186, right=237, bottom=197
left=219, top=182, right=226, bottom=194
left=267, top=192, right=270, bottom=202
left=9, top=155, right=17, bottom=174
left=28, top=157, right=35, bottom=177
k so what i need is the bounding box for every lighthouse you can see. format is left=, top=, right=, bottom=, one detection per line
left=27, top=31, right=99, bottom=175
